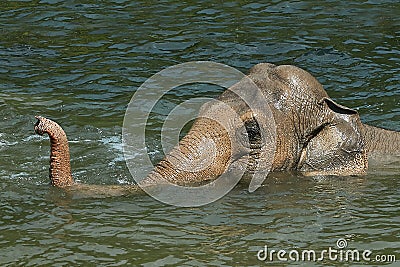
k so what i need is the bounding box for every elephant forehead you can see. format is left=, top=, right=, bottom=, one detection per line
left=249, top=63, right=329, bottom=102
left=198, top=99, right=245, bottom=130
left=274, top=66, right=328, bottom=99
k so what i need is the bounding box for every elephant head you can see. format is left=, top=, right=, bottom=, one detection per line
left=142, top=63, right=371, bottom=186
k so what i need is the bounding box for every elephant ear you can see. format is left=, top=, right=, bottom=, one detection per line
left=322, top=98, right=358, bottom=115
left=298, top=97, right=368, bottom=176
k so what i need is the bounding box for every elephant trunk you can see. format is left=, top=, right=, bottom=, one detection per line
left=143, top=117, right=233, bottom=186
left=362, top=124, right=400, bottom=158
left=34, top=116, right=74, bottom=187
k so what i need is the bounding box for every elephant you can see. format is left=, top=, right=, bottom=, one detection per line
left=34, top=63, right=400, bottom=192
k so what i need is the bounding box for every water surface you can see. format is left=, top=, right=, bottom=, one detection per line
left=0, top=0, right=399, bottom=266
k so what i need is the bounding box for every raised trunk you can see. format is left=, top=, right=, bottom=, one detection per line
left=35, top=116, right=233, bottom=188
left=35, top=116, right=74, bottom=187
left=143, top=117, right=233, bottom=186
left=362, top=124, right=400, bottom=159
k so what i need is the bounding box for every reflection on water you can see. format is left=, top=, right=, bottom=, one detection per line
left=0, top=0, right=399, bottom=266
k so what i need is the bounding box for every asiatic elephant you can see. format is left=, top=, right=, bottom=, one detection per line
left=34, top=63, right=400, bottom=190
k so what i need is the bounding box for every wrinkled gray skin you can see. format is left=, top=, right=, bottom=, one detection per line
left=35, top=63, right=400, bottom=192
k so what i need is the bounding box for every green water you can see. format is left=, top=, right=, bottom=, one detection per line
left=0, top=0, right=399, bottom=266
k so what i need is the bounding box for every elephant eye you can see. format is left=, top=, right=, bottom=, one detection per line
left=245, top=120, right=262, bottom=144
left=237, top=119, right=262, bottom=149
